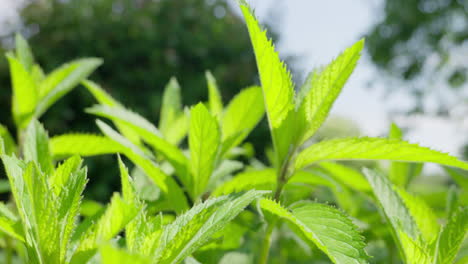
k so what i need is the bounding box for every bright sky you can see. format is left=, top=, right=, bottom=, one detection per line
left=1, top=0, right=467, bottom=159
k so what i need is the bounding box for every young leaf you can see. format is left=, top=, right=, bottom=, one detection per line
left=240, top=3, right=294, bottom=129
left=260, top=199, right=369, bottom=264
left=189, top=103, right=220, bottom=198
left=6, top=53, right=37, bottom=128
left=436, top=207, right=468, bottom=264
left=23, top=120, right=53, bottom=174
left=35, top=58, right=102, bottom=117
left=153, top=190, right=267, bottom=264
left=298, top=39, right=364, bottom=142
left=296, top=137, right=468, bottom=171
left=221, top=86, right=264, bottom=155
left=50, top=134, right=123, bottom=158
left=49, top=156, right=83, bottom=195
left=205, top=71, right=223, bottom=118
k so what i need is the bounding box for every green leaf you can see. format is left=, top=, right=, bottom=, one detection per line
left=388, top=123, right=423, bottom=187
left=207, top=159, right=244, bottom=191
left=97, top=120, right=188, bottom=212
left=6, top=53, right=37, bottom=128
left=363, top=168, right=439, bottom=253
left=318, top=162, right=371, bottom=192
left=159, top=77, right=187, bottom=145
left=56, top=163, right=88, bottom=263
left=82, top=80, right=119, bottom=107
left=23, top=120, right=53, bottom=174
left=35, top=58, right=102, bottom=117
left=0, top=124, right=16, bottom=155
left=49, top=155, right=82, bottom=195
left=153, top=190, right=266, bottom=264
left=397, top=188, right=439, bottom=244
left=260, top=199, right=369, bottom=264
left=221, top=86, right=264, bottom=155
left=398, top=230, right=432, bottom=264
left=296, top=137, right=468, bottom=171
left=50, top=134, right=123, bottom=158
left=118, top=156, right=137, bottom=204
left=240, top=3, right=294, bottom=129
left=15, top=34, right=35, bottom=72
left=212, top=169, right=276, bottom=196
left=100, top=245, right=150, bottom=264
left=205, top=71, right=223, bottom=118
left=297, top=39, right=364, bottom=142
left=444, top=167, right=468, bottom=190
left=87, top=105, right=190, bottom=187
left=72, top=194, right=138, bottom=263
left=0, top=216, right=24, bottom=242
left=436, top=207, right=468, bottom=264
left=83, top=80, right=142, bottom=145
left=189, top=103, right=221, bottom=198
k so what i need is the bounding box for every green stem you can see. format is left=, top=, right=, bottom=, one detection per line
left=259, top=149, right=295, bottom=264
left=258, top=219, right=276, bottom=264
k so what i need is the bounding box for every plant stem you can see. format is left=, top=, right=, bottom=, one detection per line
left=259, top=149, right=295, bottom=264
left=259, top=219, right=276, bottom=264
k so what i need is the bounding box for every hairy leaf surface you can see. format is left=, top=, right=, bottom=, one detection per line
left=240, top=3, right=294, bottom=129
left=298, top=39, right=364, bottom=142
left=260, top=199, right=369, bottom=264
left=296, top=137, right=468, bottom=170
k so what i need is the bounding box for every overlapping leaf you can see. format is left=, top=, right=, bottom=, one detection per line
left=260, top=199, right=369, bottom=264
left=221, top=86, right=264, bottom=155
left=189, top=103, right=220, bottom=198
left=153, top=190, right=266, bottom=264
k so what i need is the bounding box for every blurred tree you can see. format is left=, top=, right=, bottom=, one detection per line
left=0, top=0, right=287, bottom=200
left=366, top=0, right=467, bottom=114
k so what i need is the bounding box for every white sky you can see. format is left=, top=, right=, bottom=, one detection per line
left=1, top=0, right=467, bottom=159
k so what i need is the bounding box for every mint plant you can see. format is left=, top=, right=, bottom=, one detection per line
left=0, top=1, right=467, bottom=263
